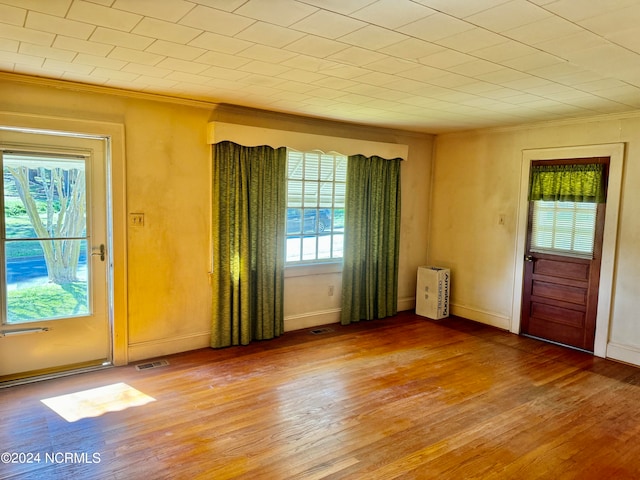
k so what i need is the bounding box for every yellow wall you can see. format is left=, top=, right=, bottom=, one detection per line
left=0, top=76, right=433, bottom=363
left=430, top=114, right=640, bottom=366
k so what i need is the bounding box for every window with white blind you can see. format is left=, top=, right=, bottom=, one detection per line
left=530, top=200, right=598, bottom=258
left=286, top=150, right=347, bottom=263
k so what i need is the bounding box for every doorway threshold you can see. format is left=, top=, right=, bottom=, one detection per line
left=521, top=333, right=594, bottom=355
left=0, top=360, right=113, bottom=389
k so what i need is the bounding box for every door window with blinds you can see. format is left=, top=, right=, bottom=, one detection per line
left=530, top=200, right=598, bottom=258
left=286, top=150, right=347, bottom=263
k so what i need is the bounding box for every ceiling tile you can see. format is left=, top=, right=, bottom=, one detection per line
left=280, top=54, right=340, bottom=73
left=291, top=0, right=373, bottom=15
left=90, top=27, right=155, bottom=50
left=235, top=0, right=318, bottom=26
left=0, top=24, right=54, bottom=46
left=146, top=40, right=206, bottom=61
left=436, top=27, right=506, bottom=53
left=155, top=57, right=209, bottom=74
left=164, top=70, right=211, bottom=85
left=604, top=29, right=640, bottom=54
left=43, top=58, right=94, bottom=74
left=379, top=38, right=444, bottom=61
left=533, top=30, right=607, bottom=57
left=67, top=0, right=141, bottom=32
left=0, top=50, right=43, bottom=67
left=277, top=69, right=327, bottom=84
left=53, top=35, right=113, bottom=56
left=449, top=59, right=504, bottom=77
left=188, top=32, right=253, bottom=55
left=354, top=71, right=403, bottom=87
left=121, top=63, right=172, bottom=78
left=0, top=0, right=72, bottom=16
left=239, top=60, right=290, bottom=77
left=419, top=49, right=475, bottom=69
left=284, top=35, right=349, bottom=58
left=74, top=53, right=127, bottom=70
left=501, top=52, right=565, bottom=72
left=21, top=43, right=79, bottom=62
left=366, top=56, right=423, bottom=75
left=326, top=46, right=388, bottom=67
left=238, top=44, right=298, bottom=64
left=466, top=0, right=551, bottom=32
left=412, top=0, right=512, bottom=18
left=576, top=3, right=640, bottom=34
left=398, top=64, right=447, bottom=82
left=339, top=25, right=409, bottom=51
left=196, top=50, right=251, bottom=69
left=112, top=0, right=195, bottom=22
left=541, top=0, right=638, bottom=22
left=25, top=11, right=95, bottom=40
left=351, top=0, right=436, bottom=28
left=135, top=76, right=178, bottom=89
left=0, top=38, right=19, bottom=52
left=236, top=22, right=305, bottom=48
left=503, top=16, right=584, bottom=44
left=566, top=44, right=640, bottom=75
left=0, top=3, right=26, bottom=26
left=321, top=63, right=370, bottom=79
left=291, top=10, right=368, bottom=39
left=179, top=5, right=255, bottom=37
left=200, top=65, right=249, bottom=81
left=132, top=17, right=202, bottom=44
left=472, top=41, right=539, bottom=63
left=399, top=12, right=475, bottom=42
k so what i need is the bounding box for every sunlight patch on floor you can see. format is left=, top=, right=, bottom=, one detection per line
left=41, top=382, right=155, bottom=422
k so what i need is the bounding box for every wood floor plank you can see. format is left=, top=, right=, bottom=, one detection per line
left=2, top=312, right=640, bottom=479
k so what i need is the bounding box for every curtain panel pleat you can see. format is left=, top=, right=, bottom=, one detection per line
left=529, top=163, right=606, bottom=203
left=341, top=155, right=401, bottom=325
left=211, top=141, right=286, bottom=348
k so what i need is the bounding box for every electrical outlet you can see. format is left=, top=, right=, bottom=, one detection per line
left=130, top=213, right=145, bottom=227
left=328, top=285, right=334, bottom=296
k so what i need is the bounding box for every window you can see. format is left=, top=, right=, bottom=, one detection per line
left=530, top=200, right=597, bottom=258
left=285, top=150, right=347, bottom=263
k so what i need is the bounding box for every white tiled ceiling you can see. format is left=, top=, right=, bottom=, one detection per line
left=1, top=0, right=640, bottom=133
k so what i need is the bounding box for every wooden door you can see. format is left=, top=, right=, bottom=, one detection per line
left=521, top=160, right=607, bottom=352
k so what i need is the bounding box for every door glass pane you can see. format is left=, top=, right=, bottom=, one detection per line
left=530, top=200, right=597, bottom=258
left=3, top=154, right=89, bottom=324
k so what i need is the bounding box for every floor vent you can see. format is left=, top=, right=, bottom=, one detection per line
left=310, top=327, right=334, bottom=335
left=135, top=359, right=170, bottom=371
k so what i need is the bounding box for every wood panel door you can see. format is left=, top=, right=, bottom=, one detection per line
left=521, top=160, right=607, bottom=352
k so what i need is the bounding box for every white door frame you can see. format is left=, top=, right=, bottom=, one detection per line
left=511, top=143, right=624, bottom=358
left=0, top=112, right=128, bottom=367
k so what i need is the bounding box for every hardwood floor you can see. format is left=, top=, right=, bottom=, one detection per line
left=2, top=312, right=640, bottom=480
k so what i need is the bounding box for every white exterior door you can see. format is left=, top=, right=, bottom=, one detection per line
left=0, top=129, right=110, bottom=381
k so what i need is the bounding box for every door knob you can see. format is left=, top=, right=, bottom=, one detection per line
left=524, top=254, right=534, bottom=262
left=92, top=244, right=105, bottom=261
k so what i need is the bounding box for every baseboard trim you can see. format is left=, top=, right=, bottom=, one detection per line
left=451, top=304, right=511, bottom=330
left=606, top=342, right=640, bottom=368
left=397, top=296, right=415, bottom=312
left=284, top=308, right=341, bottom=332
left=128, top=331, right=211, bottom=363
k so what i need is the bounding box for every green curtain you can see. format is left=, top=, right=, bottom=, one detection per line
left=529, top=163, right=606, bottom=203
left=341, top=155, right=401, bottom=325
left=211, top=141, right=287, bottom=348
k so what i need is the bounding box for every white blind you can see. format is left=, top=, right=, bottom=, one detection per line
left=531, top=200, right=597, bottom=258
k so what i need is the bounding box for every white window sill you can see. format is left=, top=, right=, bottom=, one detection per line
left=284, top=262, right=343, bottom=278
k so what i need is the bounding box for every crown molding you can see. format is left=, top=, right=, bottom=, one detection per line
left=0, top=72, right=218, bottom=110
